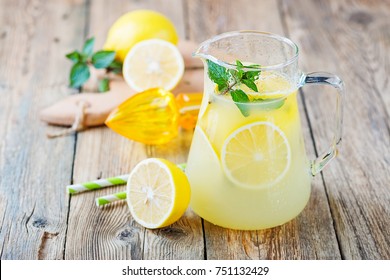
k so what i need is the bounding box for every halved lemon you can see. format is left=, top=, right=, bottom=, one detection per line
left=126, top=158, right=190, bottom=229
left=221, top=121, right=291, bottom=189
left=123, top=39, right=184, bottom=92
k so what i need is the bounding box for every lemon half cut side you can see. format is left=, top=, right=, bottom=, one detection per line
left=123, top=39, right=184, bottom=92
left=126, top=158, right=190, bottom=229
left=221, top=121, right=291, bottom=189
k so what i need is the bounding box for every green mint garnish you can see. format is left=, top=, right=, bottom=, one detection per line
left=254, top=98, right=286, bottom=110
left=91, top=51, right=116, bottom=69
left=106, top=60, right=123, bottom=74
left=66, top=37, right=122, bottom=92
left=69, top=62, right=90, bottom=88
left=207, top=59, right=286, bottom=116
left=206, top=59, right=261, bottom=116
left=66, top=51, right=81, bottom=63
left=231, top=89, right=251, bottom=117
left=206, top=59, right=229, bottom=92
left=82, top=37, right=95, bottom=57
left=97, top=77, right=110, bottom=92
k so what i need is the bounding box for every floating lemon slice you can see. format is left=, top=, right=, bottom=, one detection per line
left=123, top=39, right=184, bottom=92
left=221, top=121, right=291, bottom=189
left=126, top=158, right=190, bottom=229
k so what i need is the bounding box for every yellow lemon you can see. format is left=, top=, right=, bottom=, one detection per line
left=104, top=10, right=178, bottom=62
left=126, top=158, right=191, bottom=229
left=123, top=39, right=184, bottom=92
left=221, top=121, right=291, bottom=189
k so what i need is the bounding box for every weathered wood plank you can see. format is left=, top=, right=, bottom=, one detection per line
left=281, top=0, right=390, bottom=259
left=65, top=0, right=204, bottom=260
left=124, top=0, right=204, bottom=260
left=145, top=130, right=204, bottom=259
left=185, top=0, right=289, bottom=42
left=65, top=0, right=149, bottom=260
left=2, top=0, right=387, bottom=261
left=185, top=0, right=341, bottom=260
left=0, top=0, right=87, bottom=259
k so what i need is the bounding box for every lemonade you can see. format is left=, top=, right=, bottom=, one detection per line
left=186, top=72, right=312, bottom=230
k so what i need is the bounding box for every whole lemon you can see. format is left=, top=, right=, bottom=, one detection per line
left=103, top=10, right=179, bottom=62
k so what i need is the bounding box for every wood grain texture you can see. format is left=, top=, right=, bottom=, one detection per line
left=0, top=0, right=388, bottom=260
left=0, top=0, right=87, bottom=259
left=281, top=0, right=390, bottom=259
left=185, top=0, right=340, bottom=260
left=185, top=0, right=288, bottom=42
left=145, top=130, right=204, bottom=259
left=65, top=0, right=204, bottom=260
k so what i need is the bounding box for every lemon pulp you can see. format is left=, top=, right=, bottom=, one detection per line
left=123, top=39, right=184, bottom=92
left=127, top=158, right=190, bottom=229
left=222, top=121, right=291, bottom=189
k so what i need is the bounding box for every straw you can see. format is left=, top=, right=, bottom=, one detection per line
left=94, top=163, right=188, bottom=207
left=177, top=163, right=187, bottom=172
left=66, top=174, right=129, bottom=194
left=67, top=163, right=187, bottom=194
left=96, top=192, right=127, bottom=206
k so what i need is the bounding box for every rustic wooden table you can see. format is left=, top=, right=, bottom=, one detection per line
left=0, top=0, right=389, bottom=260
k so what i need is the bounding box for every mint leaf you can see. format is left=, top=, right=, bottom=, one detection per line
left=268, top=99, right=285, bottom=109
left=70, top=62, right=90, bottom=88
left=107, top=60, right=122, bottom=74
left=231, top=89, right=250, bottom=117
left=228, top=69, right=239, bottom=82
left=66, top=51, right=81, bottom=63
left=235, top=60, right=244, bottom=79
left=207, top=59, right=263, bottom=117
left=231, top=89, right=250, bottom=102
left=92, top=51, right=116, bottom=69
left=207, top=59, right=229, bottom=92
left=98, top=78, right=110, bottom=92
left=82, top=37, right=95, bottom=57
left=242, top=78, right=258, bottom=92
left=66, top=37, right=122, bottom=90
left=254, top=98, right=286, bottom=110
left=244, top=70, right=260, bottom=80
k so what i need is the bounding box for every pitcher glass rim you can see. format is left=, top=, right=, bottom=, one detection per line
left=193, top=30, right=299, bottom=71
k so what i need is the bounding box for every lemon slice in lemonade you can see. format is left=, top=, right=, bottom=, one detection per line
left=221, top=121, right=291, bottom=189
left=126, top=158, right=190, bottom=229
left=123, top=39, right=184, bottom=92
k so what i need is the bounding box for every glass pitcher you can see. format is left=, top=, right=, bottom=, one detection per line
left=185, top=31, right=344, bottom=230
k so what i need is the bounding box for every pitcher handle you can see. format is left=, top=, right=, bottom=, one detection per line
left=301, top=72, right=344, bottom=176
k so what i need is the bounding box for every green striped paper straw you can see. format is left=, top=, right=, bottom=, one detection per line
left=67, top=175, right=129, bottom=194
left=96, top=192, right=127, bottom=206
left=177, top=163, right=187, bottom=172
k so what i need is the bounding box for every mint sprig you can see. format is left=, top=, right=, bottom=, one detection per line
left=206, top=60, right=286, bottom=116
left=66, top=37, right=122, bottom=92
left=206, top=59, right=261, bottom=116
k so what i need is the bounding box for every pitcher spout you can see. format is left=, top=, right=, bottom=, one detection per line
left=192, top=32, right=233, bottom=63
left=192, top=40, right=210, bottom=61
